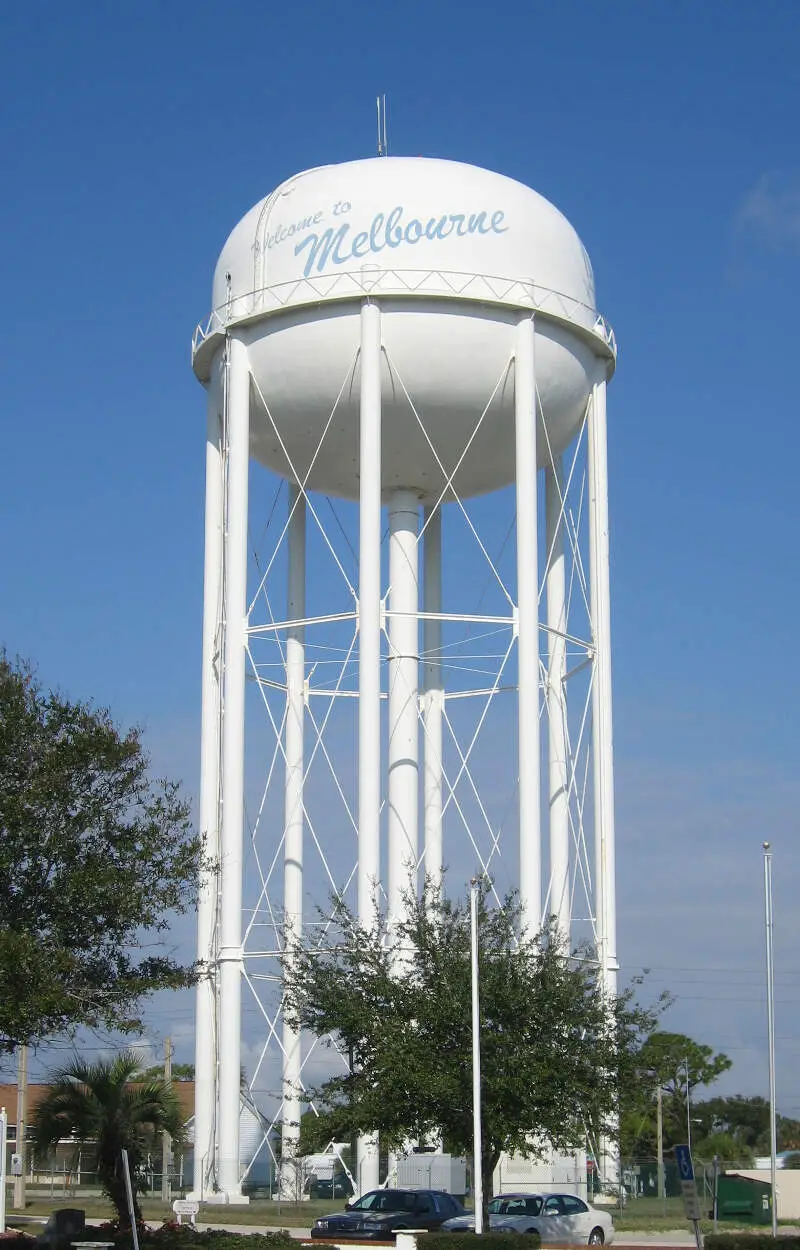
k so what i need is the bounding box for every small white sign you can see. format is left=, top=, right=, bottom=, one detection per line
left=681, top=1181, right=702, bottom=1221
left=172, top=1200, right=200, bottom=1226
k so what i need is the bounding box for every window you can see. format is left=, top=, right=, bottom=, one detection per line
left=561, top=1197, right=588, bottom=1215
left=543, top=1197, right=563, bottom=1215
left=524, top=1198, right=543, bottom=1215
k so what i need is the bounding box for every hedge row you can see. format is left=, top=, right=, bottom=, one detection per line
left=705, top=1238, right=800, bottom=1250
left=425, top=1234, right=541, bottom=1250
left=2, top=1229, right=298, bottom=1250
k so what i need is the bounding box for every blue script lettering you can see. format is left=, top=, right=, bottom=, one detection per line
left=267, top=211, right=323, bottom=250
left=294, top=204, right=507, bottom=277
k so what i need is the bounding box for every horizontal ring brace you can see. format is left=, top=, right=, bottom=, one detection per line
left=248, top=611, right=357, bottom=634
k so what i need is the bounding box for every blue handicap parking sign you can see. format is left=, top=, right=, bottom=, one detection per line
left=675, top=1144, right=694, bottom=1182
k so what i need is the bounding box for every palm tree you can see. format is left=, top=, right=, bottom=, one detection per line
left=32, top=1049, right=186, bottom=1227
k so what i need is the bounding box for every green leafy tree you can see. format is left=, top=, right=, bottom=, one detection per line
left=140, top=1062, right=195, bottom=1083
left=620, top=1032, right=731, bottom=1158
left=0, top=655, right=205, bottom=1051
left=692, top=1130, right=754, bottom=1166
left=691, top=1095, right=800, bottom=1157
left=282, top=882, right=663, bottom=1221
left=31, top=1050, right=186, bottom=1226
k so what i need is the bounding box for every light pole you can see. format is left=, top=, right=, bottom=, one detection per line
left=763, top=842, right=778, bottom=1237
left=470, top=879, right=484, bottom=1234
left=684, top=1058, right=693, bottom=1155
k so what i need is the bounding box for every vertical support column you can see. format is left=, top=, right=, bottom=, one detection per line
left=515, top=315, right=541, bottom=936
left=217, top=334, right=250, bottom=1201
left=193, top=353, right=224, bottom=1199
left=588, top=370, right=618, bottom=1191
left=545, top=458, right=570, bottom=943
left=357, top=300, right=381, bottom=1195
left=588, top=373, right=617, bottom=996
left=423, top=505, right=443, bottom=892
left=281, top=483, right=306, bottom=1199
left=387, top=488, right=420, bottom=928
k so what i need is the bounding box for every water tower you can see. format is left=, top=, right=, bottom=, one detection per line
left=190, top=155, right=618, bottom=1202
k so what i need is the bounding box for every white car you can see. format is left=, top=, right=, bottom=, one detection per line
left=441, top=1191, right=615, bottom=1245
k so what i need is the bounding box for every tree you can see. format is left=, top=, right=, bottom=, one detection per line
left=690, top=1095, right=800, bottom=1158
left=282, top=882, right=662, bottom=1220
left=31, top=1050, right=186, bottom=1226
left=140, top=1062, right=195, bottom=1083
left=0, top=655, right=205, bottom=1051
left=620, top=1031, right=731, bottom=1158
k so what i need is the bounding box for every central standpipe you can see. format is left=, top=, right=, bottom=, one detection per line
left=423, top=506, right=443, bottom=890
left=546, top=459, right=570, bottom=942
left=515, top=315, right=542, bottom=935
left=280, top=485, right=306, bottom=1197
left=218, top=335, right=250, bottom=1200
left=387, top=489, right=420, bottom=929
left=356, top=301, right=382, bottom=1194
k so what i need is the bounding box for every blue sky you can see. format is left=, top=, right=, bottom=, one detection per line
left=3, top=0, right=800, bottom=1120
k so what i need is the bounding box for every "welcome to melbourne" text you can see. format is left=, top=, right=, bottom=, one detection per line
left=293, top=204, right=508, bottom=278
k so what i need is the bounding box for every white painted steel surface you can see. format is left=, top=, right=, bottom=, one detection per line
left=515, top=315, right=541, bottom=935
left=422, top=506, right=443, bottom=890
left=357, top=301, right=382, bottom=930
left=217, top=336, right=250, bottom=1201
left=191, top=153, right=619, bottom=1200
left=193, top=157, right=613, bottom=502
left=387, top=489, right=420, bottom=930
left=280, top=485, right=305, bottom=1197
left=192, top=358, right=224, bottom=1199
left=546, top=459, right=570, bottom=943
left=356, top=300, right=382, bottom=1197
left=588, top=374, right=618, bottom=1191
left=588, top=377, right=617, bottom=999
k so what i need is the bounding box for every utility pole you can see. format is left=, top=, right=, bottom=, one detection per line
left=656, top=1083, right=664, bottom=1202
left=162, top=1037, right=172, bottom=1203
left=14, top=1046, right=28, bottom=1209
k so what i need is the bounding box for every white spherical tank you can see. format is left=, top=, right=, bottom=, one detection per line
left=193, top=155, right=614, bottom=501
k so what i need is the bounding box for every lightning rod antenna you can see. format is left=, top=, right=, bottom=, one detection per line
left=376, top=95, right=388, bottom=156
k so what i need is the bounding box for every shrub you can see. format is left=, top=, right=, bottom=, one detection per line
left=705, top=1238, right=800, bottom=1250
left=425, top=1234, right=541, bottom=1250
left=108, top=1230, right=297, bottom=1250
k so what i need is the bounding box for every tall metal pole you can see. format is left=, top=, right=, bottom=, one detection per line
left=423, top=505, right=443, bottom=892
left=656, top=1083, right=664, bottom=1203
left=764, top=841, right=778, bottom=1236
left=387, top=488, right=420, bottom=930
left=470, top=881, right=484, bottom=1234
left=588, top=371, right=618, bottom=1191
left=281, top=484, right=306, bottom=1199
left=162, top=1037, right=172, bottom=1202
left=545, top=458, right=569, bottom=942
left=217, top=333, right=250, bottom=1201
left=193, top=352, right=225, bottom=1199
left=13, top=1046, right=27, bottom=1209
left=357, top=299, right=382, bottom=1195
left=514, top=314, right=541, bottom=937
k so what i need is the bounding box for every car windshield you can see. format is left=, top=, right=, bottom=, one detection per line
left=489, top=1197, right=543, bottom=1216
left=349, top=1191, right=417, bottom=1213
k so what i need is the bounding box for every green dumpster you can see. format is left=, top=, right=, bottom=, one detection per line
left=717, top=1174, right=772, bottom=1224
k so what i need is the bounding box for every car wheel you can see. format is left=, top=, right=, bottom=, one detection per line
left=588, top=1229, right=605, bottom=1246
